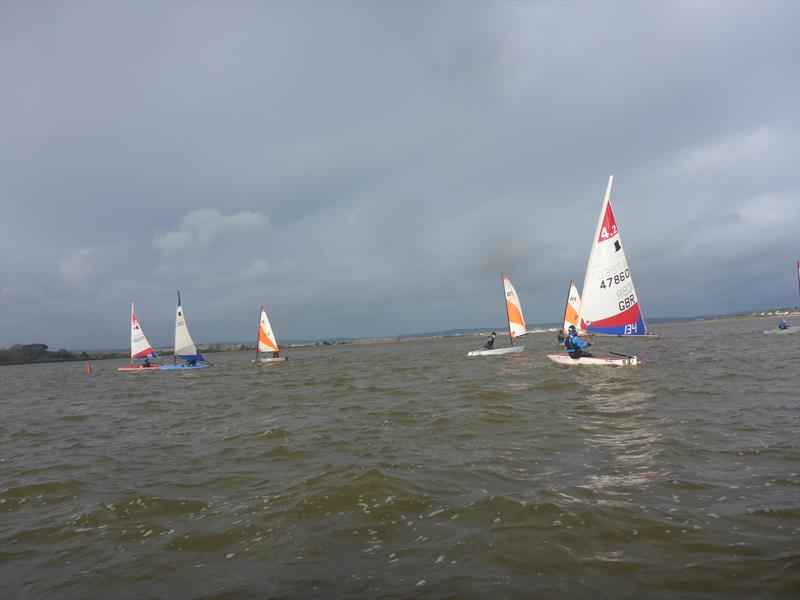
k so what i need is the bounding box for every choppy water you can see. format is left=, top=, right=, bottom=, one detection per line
left=1, top=317, right=799, bottom=599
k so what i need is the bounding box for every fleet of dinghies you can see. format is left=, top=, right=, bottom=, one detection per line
left=118, top=291, right=214, bottom=371
left=125, top=176, right=800, bottom=370
left=119, top=292, right=289, bottom=371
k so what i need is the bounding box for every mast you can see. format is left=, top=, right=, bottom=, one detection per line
left=174, top=290, right=180, bottom=365
left=561, top=280, right=573, bottom=334
left=502, top=272, right=513, bottom=346
left=130, top=301, right=135, bottom=360
left=256, top=306, right=262, bottom=362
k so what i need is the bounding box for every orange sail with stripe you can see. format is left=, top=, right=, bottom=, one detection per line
left=257, top=307, right=280, bottom=354
left=502, top=274, right=527, bottom=341
left=562, top=280, right=582, bottom=333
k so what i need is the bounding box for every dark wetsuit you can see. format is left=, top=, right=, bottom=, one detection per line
left=484, top=336, right=495, bottom=350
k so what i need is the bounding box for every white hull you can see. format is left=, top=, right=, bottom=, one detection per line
left=253, top=357, right=287, bottom=363
left=467, top=346, right=525, bottom=357
left=763, top=326, right=799, bottom=334
left=547, top=353, right=637, bottom=366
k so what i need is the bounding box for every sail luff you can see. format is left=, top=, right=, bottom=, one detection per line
left=256, top=306, right=262, bottom=360
left=501, top=273, right=512, bottom=345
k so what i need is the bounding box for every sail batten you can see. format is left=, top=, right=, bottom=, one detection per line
left=578, top=176, right=648, bottom=336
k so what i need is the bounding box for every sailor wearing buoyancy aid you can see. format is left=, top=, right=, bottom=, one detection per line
left=564, top=325, right=592, bottom=359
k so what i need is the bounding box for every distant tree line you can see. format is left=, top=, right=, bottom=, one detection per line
left=0, top=344, right=87, bottom=364
left=0, top=344, right=134, bottom=365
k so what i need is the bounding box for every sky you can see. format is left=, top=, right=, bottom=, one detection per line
left=1, top=0, right=798, bottom=350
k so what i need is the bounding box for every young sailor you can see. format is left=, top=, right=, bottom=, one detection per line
left=564, top=325, right=592, bottom=359
left=484, top=332, right=497, bottom=350
left=778, top=319, right=788, bottom=330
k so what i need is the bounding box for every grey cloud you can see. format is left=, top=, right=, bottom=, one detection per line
left=1, top=0, right=797, bottom=349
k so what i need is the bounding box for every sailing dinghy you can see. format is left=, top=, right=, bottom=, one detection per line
left=118, top=302, right=161, bottom=371
left=468, top=274, right=527, bottom=356
left=253, top=306, right=286, bottom=363
left=763, top=323, right=800, bottom=335
left=548, top=176, right=650, bottom=366
left=548, top=353, right=637, bottom=366
left=161, top=291, right=210, bottom=370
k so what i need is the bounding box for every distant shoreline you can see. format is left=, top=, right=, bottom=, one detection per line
left=1, top=310, right=797, bottom=366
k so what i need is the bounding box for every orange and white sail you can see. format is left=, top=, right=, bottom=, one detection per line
left=502, top=274, right=527, bottom=341
left=562, top=280, right=582, bottom=332
left=257, top=306, right=279, bottom=354
left=130, top=302, right=157, bottom=360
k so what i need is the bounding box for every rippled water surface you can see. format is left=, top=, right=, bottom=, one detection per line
left=2, top=317, right=799, bottom=599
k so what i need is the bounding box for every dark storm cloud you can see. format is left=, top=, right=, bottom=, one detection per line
left=1, top=0, right=797, bottom=349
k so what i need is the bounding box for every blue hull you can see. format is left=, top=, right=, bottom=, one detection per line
left=160, top=363, right=210, bottom=370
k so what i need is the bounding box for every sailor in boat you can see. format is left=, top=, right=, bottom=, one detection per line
left=272, top=351, right=280, bottom=359
left=564, top=325, right=592, bottom=359
left=778, top=319, right=788, bottom=330
left=143, top=358, right=151, bottom=368
left=484, top=332, right=496, bottom=351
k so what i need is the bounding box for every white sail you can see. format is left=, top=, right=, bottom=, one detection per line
left=562, top=280, right=582, bottom=332
left=174, top=291, right=204, bottom=361
left=578, top=176, right=647, bottom=336
left=502, top=274, right=527, bottom=340
left=130, top=302, right=157, bottom=360
left=257, top=307, right=279, bottom=354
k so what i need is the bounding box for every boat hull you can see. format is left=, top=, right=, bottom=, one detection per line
left=763, top=326, right=799, bottom=334
left=467, top=346, right=525, bottom=357
left=547, top=353, right=637, bottom=366
left=253, top=357, right=287, bottom=363
left=160, top=363, right=211, bottom=370
left=117, top=365, right=162, bottom=372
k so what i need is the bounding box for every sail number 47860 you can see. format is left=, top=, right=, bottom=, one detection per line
left=599, top=268, right=630, bottom=289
